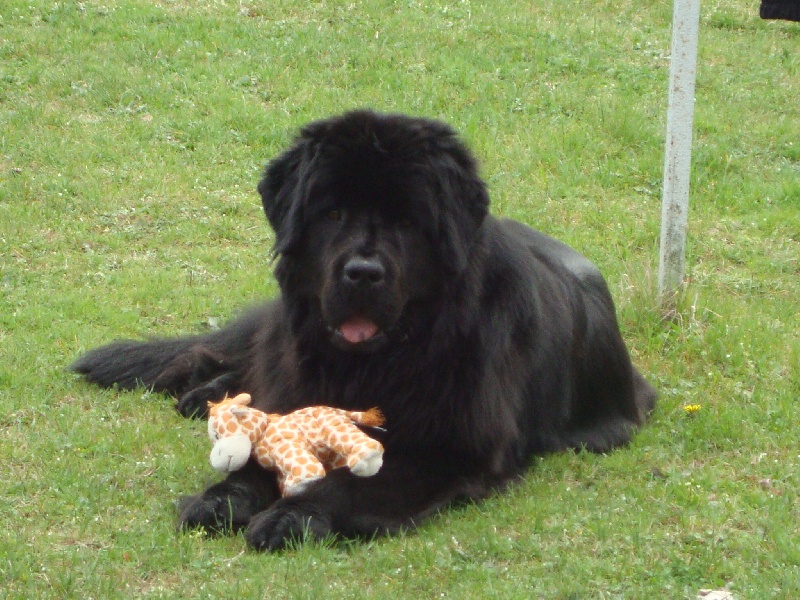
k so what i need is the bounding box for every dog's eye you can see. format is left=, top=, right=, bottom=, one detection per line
left=327, top=209, right=343, bottom=222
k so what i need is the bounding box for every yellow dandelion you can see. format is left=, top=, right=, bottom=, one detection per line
left=683, top=404, right=702, bottom=414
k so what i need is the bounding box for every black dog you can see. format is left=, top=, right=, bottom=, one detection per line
left=71, top=110, right=656, bottom=551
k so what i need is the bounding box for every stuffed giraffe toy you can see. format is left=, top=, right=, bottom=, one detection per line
left=206, top=393, right=385, bottom=496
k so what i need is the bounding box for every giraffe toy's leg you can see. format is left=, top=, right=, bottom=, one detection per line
left=348, top=444, right=383, bottom=477
left=274, top=441, right=326, bottom=496
left=332, top=424, right=384, bottom=477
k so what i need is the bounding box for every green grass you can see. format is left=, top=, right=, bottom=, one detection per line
left=1, top=0, right=798, bottom=597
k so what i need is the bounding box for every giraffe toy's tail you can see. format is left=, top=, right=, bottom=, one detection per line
left=345, top=408, right=385, bottom=429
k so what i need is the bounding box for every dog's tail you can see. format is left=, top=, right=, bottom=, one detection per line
left=69, top=306, right=267, bottom=396
left=69, top=337, right=203, bottom=394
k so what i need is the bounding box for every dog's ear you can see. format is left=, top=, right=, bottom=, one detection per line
left=428, top=134, right=490, bottom=274
left=258, top=141, right=308, bottom=255
left=258, top=119, right=335, bottom=255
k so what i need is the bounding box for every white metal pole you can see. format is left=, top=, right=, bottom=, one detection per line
left=658, top=0, right=701, bottom=305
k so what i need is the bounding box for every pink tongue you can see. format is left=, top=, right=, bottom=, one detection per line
left=338, top=317, right=380, bottom=344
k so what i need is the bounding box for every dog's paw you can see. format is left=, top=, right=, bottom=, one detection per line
left=176, top=386, right=218, bottom=418
left=244, top=501, right=333, bottom=552
left=178, top=493, right=249, bottom=535
left=178, top=473, right=277, bottom=534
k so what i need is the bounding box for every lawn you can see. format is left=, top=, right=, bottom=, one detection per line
left=1, top=0, right=798, bottom=598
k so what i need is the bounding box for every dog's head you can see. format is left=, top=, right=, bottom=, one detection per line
left=258, top=110, right=489, bottom=352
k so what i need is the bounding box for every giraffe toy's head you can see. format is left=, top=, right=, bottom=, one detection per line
left=207, top=393, right=269, bottom=473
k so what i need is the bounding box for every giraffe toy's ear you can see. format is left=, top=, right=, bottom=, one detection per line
left=230, top=406, right=251, bottom=419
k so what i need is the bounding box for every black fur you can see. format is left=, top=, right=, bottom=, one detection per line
left=71, top=110, right=656, bottom=551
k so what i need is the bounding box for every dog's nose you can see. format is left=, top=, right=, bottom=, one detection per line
left=343, top=257, right=385, bottom=286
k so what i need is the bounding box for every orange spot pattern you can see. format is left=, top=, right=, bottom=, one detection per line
left=208, top=393, right=384, bottom=496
